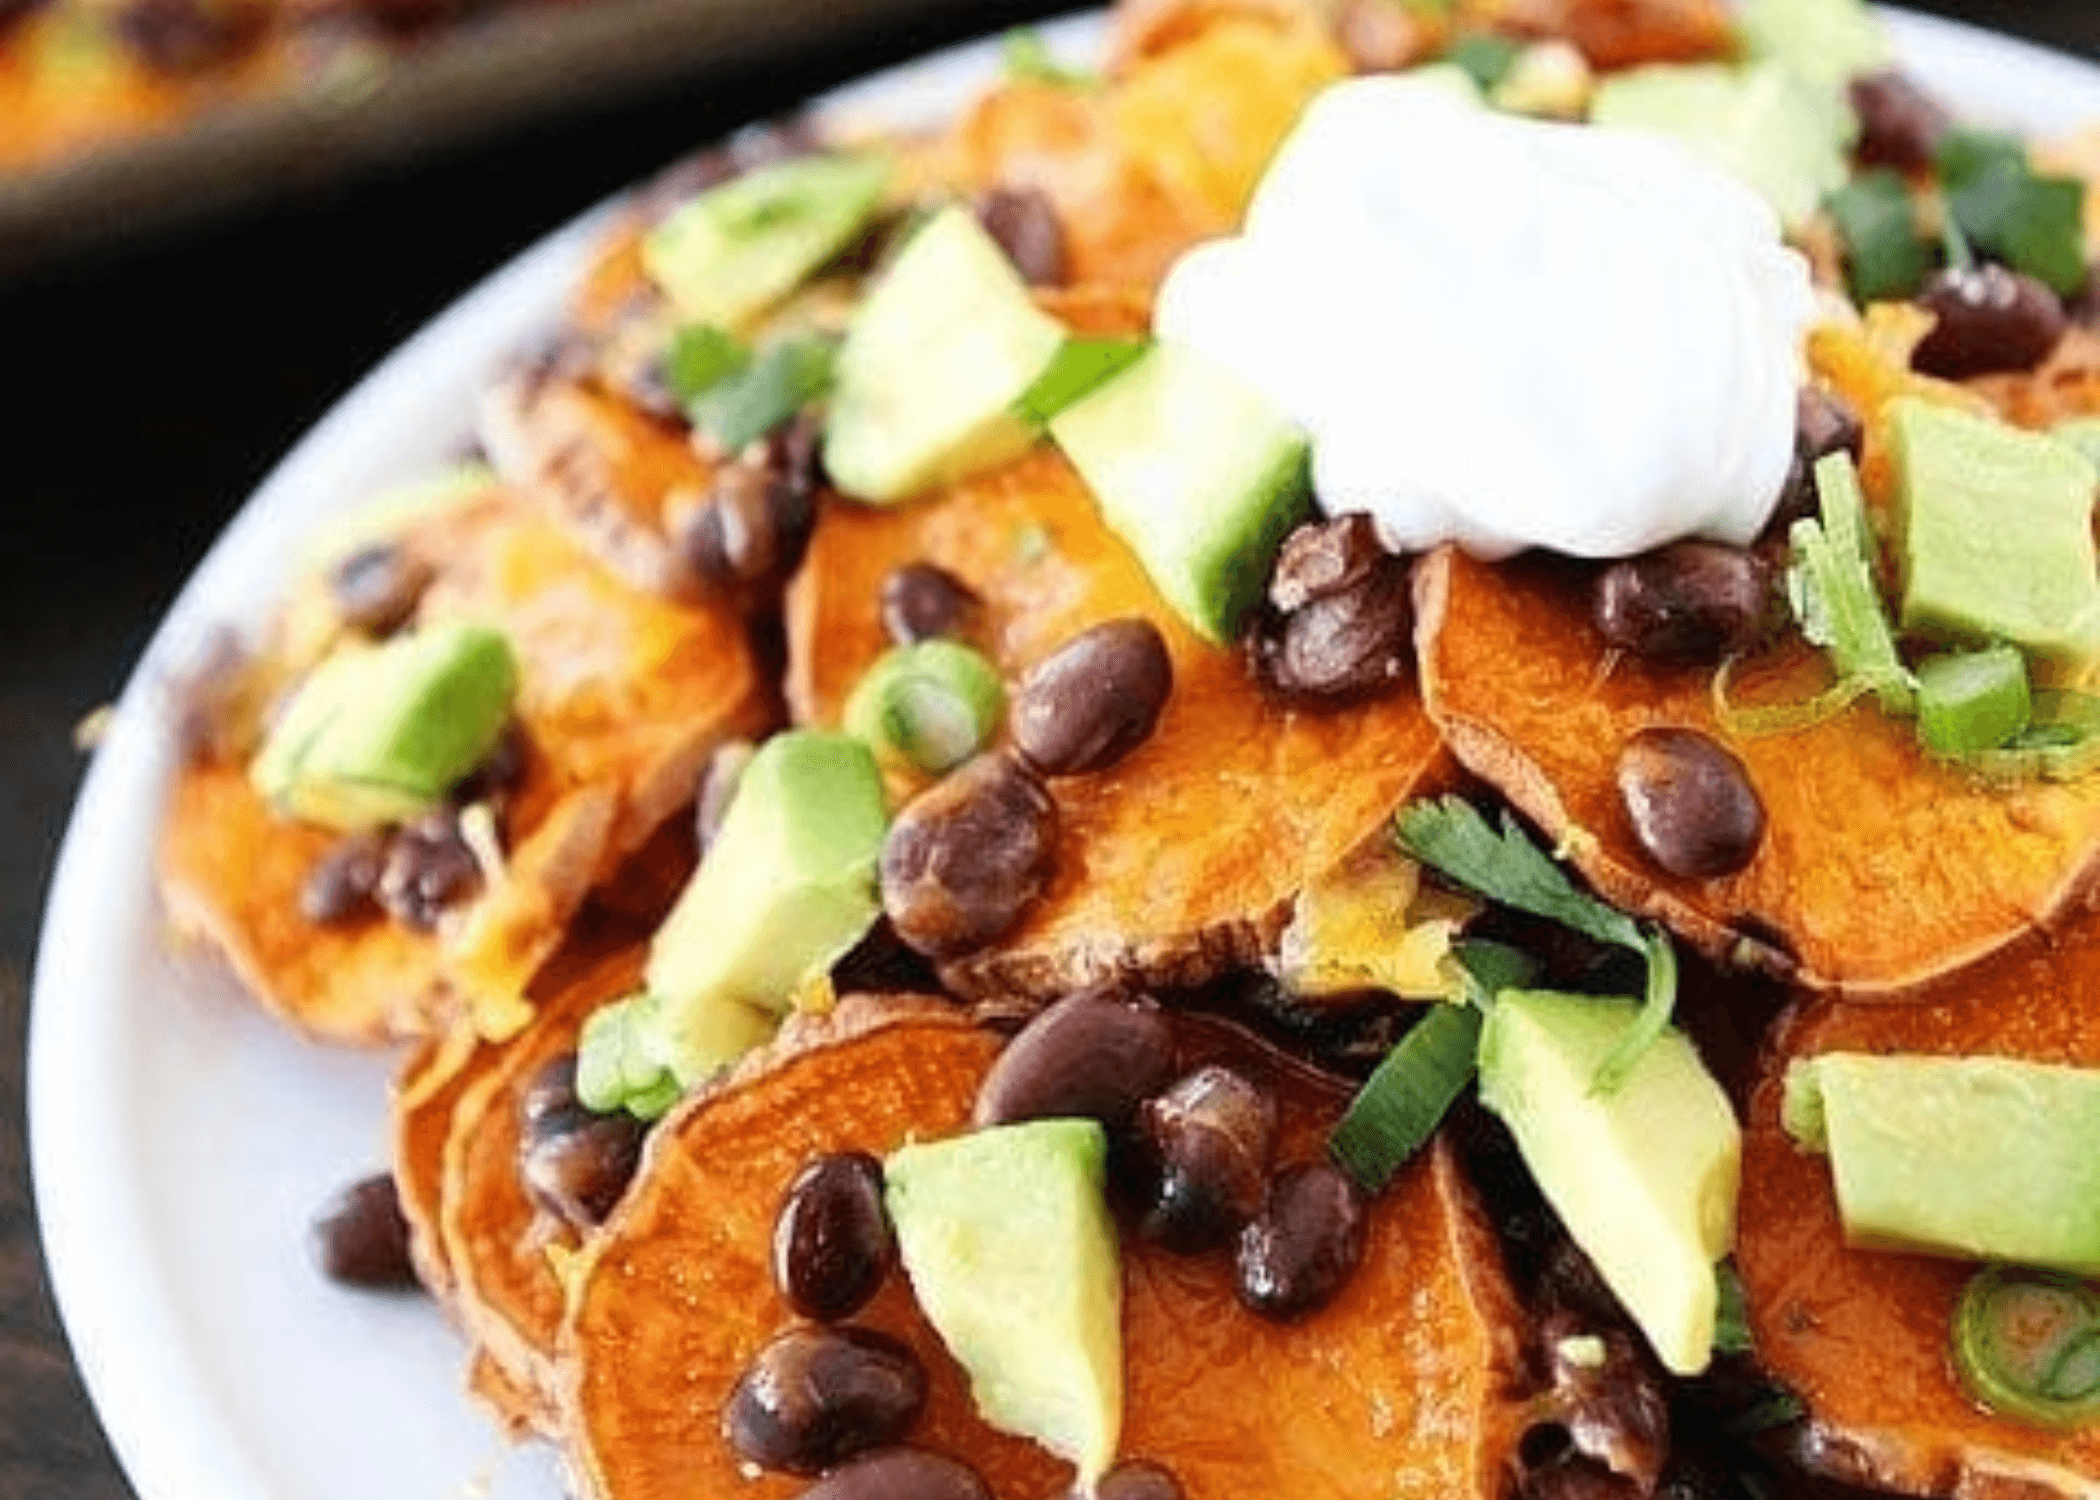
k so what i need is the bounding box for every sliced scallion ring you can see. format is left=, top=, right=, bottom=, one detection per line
left=1328, top=1002, right=1484, bottom=1191
left=1952, top=1266, right=2100, bottom=1430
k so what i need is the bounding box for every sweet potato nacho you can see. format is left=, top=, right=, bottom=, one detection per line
left=155, top=0, right=2100, bottom=1496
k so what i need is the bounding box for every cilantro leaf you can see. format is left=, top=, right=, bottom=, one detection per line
left=1823, top=170, right=1931, bottom=302
left=665, top=324, right=751, bottom=407
left=1936, top=126, right=2089, bottom=296
left=689, top=334, right=838, bottom=453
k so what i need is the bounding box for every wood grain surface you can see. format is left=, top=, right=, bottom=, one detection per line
left=2, top=5, right=2096, bottom=1498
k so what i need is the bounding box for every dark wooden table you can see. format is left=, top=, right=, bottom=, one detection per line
left=4, top=3, right=2097, bottom=1496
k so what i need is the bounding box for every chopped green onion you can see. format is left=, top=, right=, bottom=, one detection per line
left=1001, top=28, right=1101, bottom=89
left=1013, top=338, right=1151, bottom=426
left=1786, top=453, right=1915, bottom=713
left=1713, top=1261, right=1754, bottom=1355
left=1953, top=1267, right=2100, bottom=1430
left=576, top=993, right=684, bottom=1121
left=1823, top=170, right=1931, bottom=303
left=1711, top=654, right=1878, bottom=739
left=1328, top=1002, right=1484, bottom=1191
left=1395, top=798, right=1676, bottom=1095
left=1956, top=690, right=2100, bottom=783
left=689, top=334, right=839, bottom=453
left=1915, top=645, right=2032, bottom=758
left=665, top=324, right=751, bottom=406
left=1446, top=32, right=1522, bottom=93
left=843, top=640, right=1006, bottom=776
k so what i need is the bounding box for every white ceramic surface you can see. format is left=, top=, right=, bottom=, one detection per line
left=28, top=12, right=2100, bottom=1500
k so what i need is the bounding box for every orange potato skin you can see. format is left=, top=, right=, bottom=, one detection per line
left=561, top=1006, right=1529, bottom=1500
left=787, top=448, right=1448, bottom=1000
left=1737, top=907, right=2100, bottom=1496
left=1415, top=546, right=2100, bottom=995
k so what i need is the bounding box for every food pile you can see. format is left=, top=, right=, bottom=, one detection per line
left=156, top=0, right=2100, bottom=1494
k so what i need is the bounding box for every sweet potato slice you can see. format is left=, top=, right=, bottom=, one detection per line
left=1735, top=909, right=2100, bottom=1496
left=159, top=487, right=768, bottom=1043
left=1472, top=0, right=1733, bottom=69
left=1414, top=545, right=2100, bottom=995
left=439, top=941, right=647, bottom=1434
left=559, top=1005, right=1529, bottom=1500
left=785, top=448, right=1449, bottom=1000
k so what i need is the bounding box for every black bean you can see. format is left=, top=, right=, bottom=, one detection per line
left=300, top=831, right=386, bottom=925
left=328, top=542, right=433, bottom=638
left=675, top=452, right=818, bottom=611
left=376, top=809, right=482, bottom=931
left=1591, top=543, right=1771, bottom=664
left=1268, top=514, right=1386, bottom=613
left=1138, top=1066, right=1277, bottom=1253
left=519, top=1107, right=647, bottom=1231
left=1252, top=554, right=1413, bottom=705
left=312, top=1174, right=420, bottom=1290
left=696, top=738, right=756, bottom=854
left=450, top=719, right=529, bottom=807
left=1537, top=1311, right=1669, bottom=1491
left=114, top=0, right=261, bottom=70
left=1012, top=619, right=1173, bottom=776
left=518, top=1053, right=581, bottom=1137
left=880, top=752, right=1058, bottom=959
left=774, top=1153, right=895, bottom=1323
left=797, top=1447, right=990, bottom=1500
left=974, top=987, right=1177, bottom=1131
left=880, top=562, right=982, bottom=646
left=1235, top=1162, right=1367, bottom=1322
left=1072, top=1460, right=1185, bottom=1500
left=1616, top=727, right=1765, bottom=880
left=1911, top=264, right=2068, bottom=380
left=723, top=1327, right=928, bottom=1475
left=975, top=186, right=1069, bottom=287
left=1769, top=386, right=1865, bottom=530
left=1849, top=70, right=1951, bottom=175
left=1519, top=1454, right=1641, bottom=1500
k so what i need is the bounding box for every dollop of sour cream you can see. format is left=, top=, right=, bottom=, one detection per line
left=1154, top=75, right=1817, bottom=560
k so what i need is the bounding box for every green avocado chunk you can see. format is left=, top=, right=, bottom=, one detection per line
left=1915, top=644, right=2032, bottom=757
left=1478, top=991, right=1741, bottom=1375
left=643, top=730, right=889, bottom=1087
left=886, top=1119, right=1122, bottom=1487
left=642, top=154, right=890, bottom=331
left=249, top=620, right=517, bottom=832
left=1891, top=398, right=2100, bottom=672
left=1050, top=341, right=1313, bottom=644
left=1736, top=0, right=1890, bottom=95
left=1783, top=1052, right=2100, bottom=1274
left=823, top=206, right=1069, bottom=504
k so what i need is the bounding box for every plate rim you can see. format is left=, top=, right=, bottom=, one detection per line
left=28, top=9, right=2100, bottom=1500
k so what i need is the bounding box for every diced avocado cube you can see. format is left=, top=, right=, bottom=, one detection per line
left=644, top=731, right=889, bottom=1087
left=250, top=621, right=517, bottom=832
left=1050, top=342, right=1313, bottom=644
left=1784, top=1052, right=2100, bottom=1274
left=1915, top=645, right=2032, bottom=757
left=1891, top=398, right=2100, bottom=671
left=823, top=206, right=1069, bottom=503
left=642, top=153, right=890, bottom=330
left=886, top=1120, right=1122, bottom=1485
left=1478, top=991, right=1741, bottom=1375
left=1589, top=61, right=1850, bottom=230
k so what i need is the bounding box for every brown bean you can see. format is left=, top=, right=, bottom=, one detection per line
left=1849, top=70, right=1951, bottom=175
left=880, top=562, right=983, bottom=646
left=1235, top=1161, right=1367, bottom=1322
left=723, top=1328, right=929, bottom=1475
left=1268, top=514, right=1386, bottom=612
left=1769, top=386, right=1865, bottom=531
left=519, top=1053, right=581, bottom=1134
left=311, top=1174, right=420, bottom=1291
left=675, top=446, right=818, bottom=610
left=519, top=1107, right=647, bottom=1231
left=1012, top=619, right=1173, bottom=776
left=1911, top=264, right=2068, bottom=379
left=974, top=986, right=1177, bottom=1131
left=299, top=831, right=386, bottom=925
left=975, top=186, right=1069, bottom=287
left=1617, top=727, right=1765, bottom=879
left=376, top=809, right=481, bottom=931
left=450, top=719, right=529, bottom=808
left=1253, top=555, right=1413, bottom=704
left=1137, top=1066, right=1277, bottom=1253
left=773, top=1152, right=895, bottom=1323
left=695, top=738, right=756, bottom=854
left=880, top=752, right=1058, bottom=959
left=1591, top=543, right=1770, bottom=663
left=1072, top=1461, right=1186, bottom=1500
left=328, top=542, right=432, bottom=638
left=1537, top=1312, right=1669, bottom=1492
left=797, top=1448, right=990, bottom=1500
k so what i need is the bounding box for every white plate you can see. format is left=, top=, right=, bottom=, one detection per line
left=28, top=11, right=2100, bottom=1500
